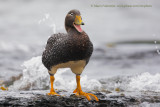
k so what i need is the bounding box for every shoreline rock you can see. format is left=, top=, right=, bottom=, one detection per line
left=0, top=90, right=160, bottom=107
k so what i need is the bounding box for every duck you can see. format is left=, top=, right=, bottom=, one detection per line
left=42, top=9, right=98, bottom=101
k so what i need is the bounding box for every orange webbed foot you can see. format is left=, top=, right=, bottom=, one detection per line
left=47, top=91, right=60, bottom=96
left=73, top=88, right=99, bottom=101
left=47, top=88, right=60, bottom=96
left=74, top=75, right=99, bottom=101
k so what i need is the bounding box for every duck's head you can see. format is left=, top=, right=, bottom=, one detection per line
left=65, top=9, right=84, bottom=33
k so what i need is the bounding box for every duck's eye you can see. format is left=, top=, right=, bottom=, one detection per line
left=69, top=13, right=74, bottom=16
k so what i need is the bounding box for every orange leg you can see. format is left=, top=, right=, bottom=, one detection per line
left=47, top=76, right=59, bottom=96
left=73, top=75, right=99, bottom=101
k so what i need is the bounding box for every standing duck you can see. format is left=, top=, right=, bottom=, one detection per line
left=42, top=9, right=98, bottom=101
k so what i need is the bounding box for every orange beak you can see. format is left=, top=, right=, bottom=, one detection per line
left=74, top=15, right=84, bottom=25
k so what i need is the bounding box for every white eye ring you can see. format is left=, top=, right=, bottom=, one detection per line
left=69, top=13, right=74, bottom=16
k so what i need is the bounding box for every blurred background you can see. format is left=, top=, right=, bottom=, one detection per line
left=0, top=0, right=160, bottom=92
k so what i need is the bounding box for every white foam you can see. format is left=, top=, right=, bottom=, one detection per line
left=98, top=72, right=160, bottom=92
left=128, top=72, right=160, bottom=92
left=9, top=56, right=49, bottom=90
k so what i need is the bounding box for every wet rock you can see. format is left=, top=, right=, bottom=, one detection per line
left=0, top=91, right=160, bottom=107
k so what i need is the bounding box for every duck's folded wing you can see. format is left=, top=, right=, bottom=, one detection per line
left=42, top=33, right=66, bottom=70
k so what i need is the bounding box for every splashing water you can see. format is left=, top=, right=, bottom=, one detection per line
left=128, top=72, right=160, bottom=92
left=9, top=56, right=49, bottom=90
left=153, top=34, right=160, bottom=55
left=38, top=13, right=56, bottom=34
left=9, top=56, right=102, bottom=91
left=9, top=55, right=160, bottom=93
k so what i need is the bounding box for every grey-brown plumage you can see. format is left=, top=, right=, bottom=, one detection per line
left=42, top=9, right=93, bottom=71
